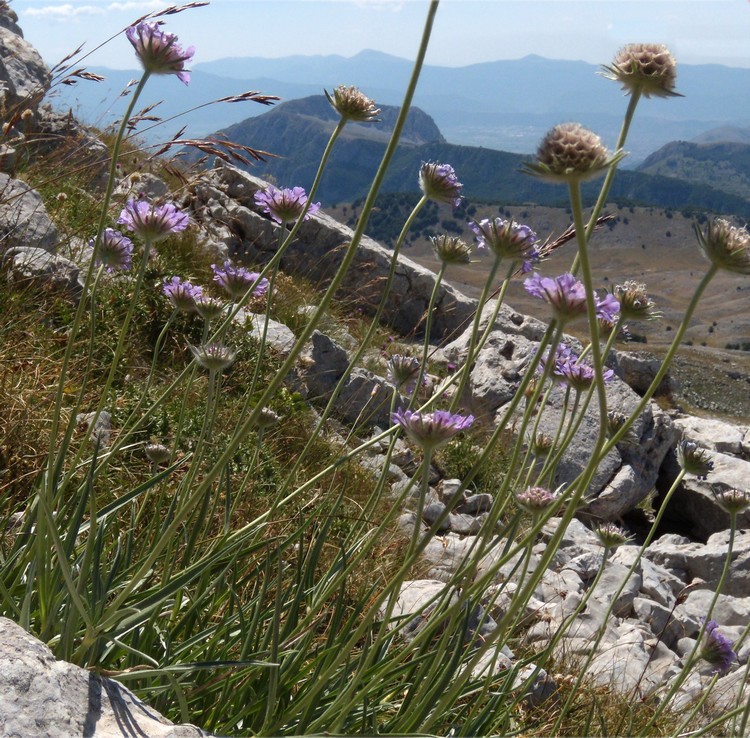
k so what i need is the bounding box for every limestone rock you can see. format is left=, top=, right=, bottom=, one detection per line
left=5, top=246, right=80, bottom=296
left=658, top=448, right=750, bottom=539
left=611, top=349, right=675, bottom=398
left=190, top=164, right=477, bottom=341
left=0, top=618, right=212, bottom=737
left=0, top=25, right=49, bottom=113
left=0, top=174, right=59, bottom=253
left=673, top=414, right=748, bottom=458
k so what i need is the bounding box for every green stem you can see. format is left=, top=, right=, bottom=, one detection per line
left=97, top=0, right=440, bottom=629
left=568, top=180, right=608, bottom=442
left=44, top=71, right=151, bottom=500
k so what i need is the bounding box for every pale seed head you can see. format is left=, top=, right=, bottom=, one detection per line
left=602, top=43, right=680, bottom=99
left=527, top=123, right=621, bottom=184
left=325, top=85, right=381, bottom=123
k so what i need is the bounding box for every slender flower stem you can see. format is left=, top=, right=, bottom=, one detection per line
left=567, top=180, right=609, bottom=441
left=96, top=1, right=440, bottom=629
left=44, top=71, right=151, bottom=501
left=413, top=260, right=447, bottom=404
left=585, top=90, right=642, bottom=243
left=448, top=255, right=502, bottom=412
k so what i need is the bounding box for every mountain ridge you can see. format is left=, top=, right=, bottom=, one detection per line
left=199, top=94, right=750, bottom=218
left=51, top=50, right=750, bottom=159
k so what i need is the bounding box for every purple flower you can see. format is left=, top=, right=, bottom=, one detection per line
left=392, top=408, right=474, bottom=450
left=91, top=228, right=133, bottom=272
left=418, top=162, right=463, bottom=207
left=700, top=620, right=737, bottom=674
left=469, top=217, right=539, bottom=269
left=118, top=199, right=189, bottom=243
left=557, top=354, right=615, bottom=392
left=540, top=344, right=614, bottom=390
left=162, top=276, right=202, bottom=313
left=254, top=185, right=320, bottom=225
left=125, top=21, right=194, bottom=85
left=211, top=260, right=269, bottom=301
left=524, top=272, right=619, bottom=324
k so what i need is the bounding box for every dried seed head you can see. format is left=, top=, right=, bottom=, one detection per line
left=531, top=433, right=554, bottom=458
left=430, top=234, right=472, bottom=265
left=677, top=440, right=714, bottom=480
left=325, top=85, right=380, bottom=123
left=189, top=342, right=237, bottom=373
left=602, top=43, right=680, bottom=98
left=594, top=522, right=633, bottom=550
left=696, top=218, right=750, bottom=275
left=145, top=443, right=170, bottom=465
left=528, top=123, right=620, bottom=183
left=714, top=488, right=750, bottom=516
left=614, top=280, right=659, bottom=321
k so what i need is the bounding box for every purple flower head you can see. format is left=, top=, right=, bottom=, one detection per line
left=386, top=354, right=425, bottom=395
left=118, top=200, right=189, bottom=243
left=254, top=185, right=320, bottom=225
left=163, top=276, right=202, bottom=313
left=524, top=272, right=619, bottom=324
left=392, top=408, right=473, bottom=451
left=469, top=217, right=539, bottom=269
left=418, top=162, right=463, bottom=207
left=597, top=292, right=621, bottom=324
left=211, top=260, right=269, bottom=301
left=557, top=353, right=615, bottom=392
left=125, top=21, right=194, bottom=85
left=700, top=619, right=737, bottom=674
left=91, top=228, right=133, bottom=272
left=540, top=344, right=613, bottom=390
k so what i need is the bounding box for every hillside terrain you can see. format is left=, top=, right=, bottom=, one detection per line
left=637, top=140, right=750, bottom=200
left=199, top=95, right=750, bottom=218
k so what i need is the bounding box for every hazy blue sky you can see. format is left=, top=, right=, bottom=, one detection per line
left=13, top=0, right=750, bottom=71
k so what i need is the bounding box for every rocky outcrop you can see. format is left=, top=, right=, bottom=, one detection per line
left=189, top=162, right=478, bottom=342
left=0, top=20, right=49, bottom=113
left=0, top=618, right=213, bottom=737
left=0, top=172, right=59, bottom=253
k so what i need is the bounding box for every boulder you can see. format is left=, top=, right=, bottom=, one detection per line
left=0, top=25, right=49, bottom=114
left=5, top=246, right=80, bottom=296
left=0, top=618, right=212, bottom=737
left=0, top=174, right=58, bottom=253
left=658, top=448, right=750, bottom=540
left=672, top=414, right=748, bottom=458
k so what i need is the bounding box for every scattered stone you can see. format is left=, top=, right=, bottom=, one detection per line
left=0, top=174, right=59, bottom=253
left=5, top=246, right=82, bottom=297
left=0, top=618, right=212, bottom=737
